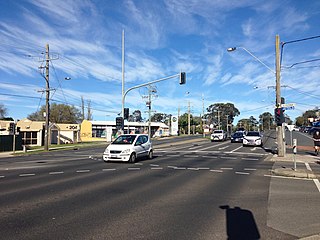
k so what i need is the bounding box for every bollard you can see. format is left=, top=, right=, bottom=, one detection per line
left=293, top=139, right=297, bottom=171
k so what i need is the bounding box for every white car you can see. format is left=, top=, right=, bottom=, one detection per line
left=242, top=131, right=263, bottom=147
left=211, top=130, right=227, bottom=142
left=103, top=134, right=153, bottom=163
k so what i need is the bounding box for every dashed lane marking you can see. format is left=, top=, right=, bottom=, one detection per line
left=221, top=156, right=237, bottom=160
left=244, top=168, right=257, bottom=171
left=0, top=175, right=5, bottom=178
left=102, top=168, right=116, bottom=171
left=174, top=167, right=186, bottom=170
left=76, top=170, right=90, bottom=173
left=128, top=168, right=140, bottom=171
left=19, top=173, right=36, bottom=177
left=151, top=167, right=163, bottom=170
left=210, top=170, right=223, bottom=173
left=221, top=167, right=233, bottom=170
left=134, top=163, right=143, bottom=166
left=150, top=164, right=159, bottom=167
left=242, top=158, right=259, bottom=161
left=188, top=167, right=199, bottom=171
left=235, top=171, right=250, bottom=175
left=49, top=171, right=64, bottom=175
left=305, top=162, right=312, bottom=171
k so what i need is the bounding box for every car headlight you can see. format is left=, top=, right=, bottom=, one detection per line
left=122, top=149, right=131, bottom=154
left=255, top=138, right=261, bottom=142
left=104, top=149, right=110, bottom=154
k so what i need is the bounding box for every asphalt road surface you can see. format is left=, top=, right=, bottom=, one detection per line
left=0, top=135, right=319, bottom=239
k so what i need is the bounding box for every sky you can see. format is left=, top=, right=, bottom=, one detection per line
left=0, top=0, right=319, bottom=124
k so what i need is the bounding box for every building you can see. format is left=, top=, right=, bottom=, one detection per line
left=80, top=120, right=170, bottom=142
left=17, top=119, right=80, bottom=146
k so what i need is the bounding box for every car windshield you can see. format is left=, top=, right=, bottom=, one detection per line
left=246, top=132, right=260, bottom=137
left=233, top=132, right=243, bottom=137
left=213, top=130, right=223, bottom=133
left=113, top=135, right=137, bottom=144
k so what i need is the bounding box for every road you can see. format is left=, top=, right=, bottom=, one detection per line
left=0, top=134, right=319, bottom=239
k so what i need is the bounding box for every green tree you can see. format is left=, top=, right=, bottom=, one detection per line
left=259, top=112, right=273, bottom=130
left=205, top=103, right=240, bottom=131
left=28, top=103, right=82, bottom=123
left=0, top=103, right=7, bottom=119
left=295, top=109, right=318, bottom=126
left=151, top=113, right=170, bottom=123
left=128, top=110, right=143, bottom=122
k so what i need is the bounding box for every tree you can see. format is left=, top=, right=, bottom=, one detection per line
left=205, top=103, right=240, bottom=131
left=151, top=113, right=170, bottom=123
left=128, top=110, right=143, bottom=122
left=295, top=109, right=318, bottom=126
left=259, top=112, right=273, bottom=130
left=0, top=103, right=7, bottom=119
left=28, top=103, right=82, bottom=123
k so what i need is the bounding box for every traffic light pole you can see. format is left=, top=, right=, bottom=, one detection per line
left=275, top=35, right=286, bottom=157
left=121, top=72, right=185, bottom=129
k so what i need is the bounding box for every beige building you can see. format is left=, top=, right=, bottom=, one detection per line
left=17, top=119, right=80, bottom=146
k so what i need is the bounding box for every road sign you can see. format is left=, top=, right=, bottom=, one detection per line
left=283, top=106, right=295, bottom=110
left=281, top=103, right=295, bottom=108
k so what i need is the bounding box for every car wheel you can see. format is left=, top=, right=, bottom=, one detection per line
left=129, top=153, right=136, bottom=163
left=148, top=150, right=153, bottom=159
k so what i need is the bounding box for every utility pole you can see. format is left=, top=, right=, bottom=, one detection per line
left=44, top=43, right=50, bottom=151
left=202, top=95, right=205, bottom=138
left=188, top=101, right=191, bottom=135
left=121, top=30, right=125, bottom=120
left=218, top=110, right=221, bottom=130
left=178, top=105, right=180, bottom=135
left=275, top=35, right=286, bottom=157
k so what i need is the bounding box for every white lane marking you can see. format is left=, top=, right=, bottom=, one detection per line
left=0, top=176, right=5, bottom=178
left=305, top=162, right=312, bottom=171
left=184, top=155, right=197, bottom=158
left=49, top=171, right=64, bottom=175
left=203, top=156, right=218, bottom=159
left=221, top=167, right=233, bottom=170
left=19, top=173, right=36, bottom=177
left=102, top=168, right=116, bottom=171
left=221, top=156, right=237, bottom=160
left=189, top=145, right=202, bottom=150
left=76, top=170, right=90, bottom=173
left=305, top=163, right=320, bottom=192
left=251, top=147, right=257, bottom=151
left=167, top=166, right=177, bottom=169
left=235, top=171, right=250, bottom=175
left=134, top=163, right=143, bottom=166
left=313, top=179, right=320, bottom=192
left=151, top=167, right=163, bottom=170
left=244, top=168, right=257, bottom=171
left=150, top=164, right=159, bottom=167
left=200, top=142, right=229, bottom=151
left=188, top=167, right=199, bottom=171
left=167, top=155, right=181, bottom=157
left=210, top=170, right=223, bottom=173
left=175, top=167, right=186, bottom=170
left=230, top=146, right=242, bottom=153
left=218, top=146, right=229, bottom=150
left=264, top=174, right=313, bottom=181
left=128, top=168, right=140, bottom=171
left=242, top=158, right=259, bottom=161
left=198, top=167, right=210, bottom=170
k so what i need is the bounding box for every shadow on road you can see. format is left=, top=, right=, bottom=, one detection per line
left=220, top=205, right=260, bottom=240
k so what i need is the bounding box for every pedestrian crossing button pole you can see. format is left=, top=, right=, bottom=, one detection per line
left=293, top=139, right=297, bottom=171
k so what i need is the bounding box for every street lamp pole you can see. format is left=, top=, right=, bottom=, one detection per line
left=227, top=41, right=286, bottom=156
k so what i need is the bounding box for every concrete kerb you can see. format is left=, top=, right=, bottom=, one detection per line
left=268, top=153, right=320, bottom=179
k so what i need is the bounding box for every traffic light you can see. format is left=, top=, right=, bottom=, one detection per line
left=275, top=108, right=284, bottom=126
left=124, top=108, right=129, bottom=120
left=116, top=117, right=124, bottom=130
left=179, top=72, right=186, bottom=85
left=9, top=122, right=14, bottom=133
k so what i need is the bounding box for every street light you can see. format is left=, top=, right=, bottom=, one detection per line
left=227, top=40, right=285, bottom=157
left=227, top=47, right=275, bottom=74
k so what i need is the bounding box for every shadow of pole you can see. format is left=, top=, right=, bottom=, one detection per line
left=220, top=205, right=260, bottom=240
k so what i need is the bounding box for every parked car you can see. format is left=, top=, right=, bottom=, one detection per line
left=243, top=131, right=263, bottom=147
left=211, top=130, right=227, bottom=142
left=103, top=134, right=153, bottom=163
left=230, top=131, right=245, bottom=143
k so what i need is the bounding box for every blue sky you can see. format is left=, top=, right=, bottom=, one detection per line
left=0, top=0, right=319, bottom=124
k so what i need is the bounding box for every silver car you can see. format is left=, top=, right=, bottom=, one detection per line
left=103, top=134, right=153, bottom=163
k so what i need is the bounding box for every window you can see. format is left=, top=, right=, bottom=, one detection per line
left=22, top=131, right=38, bottom=145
